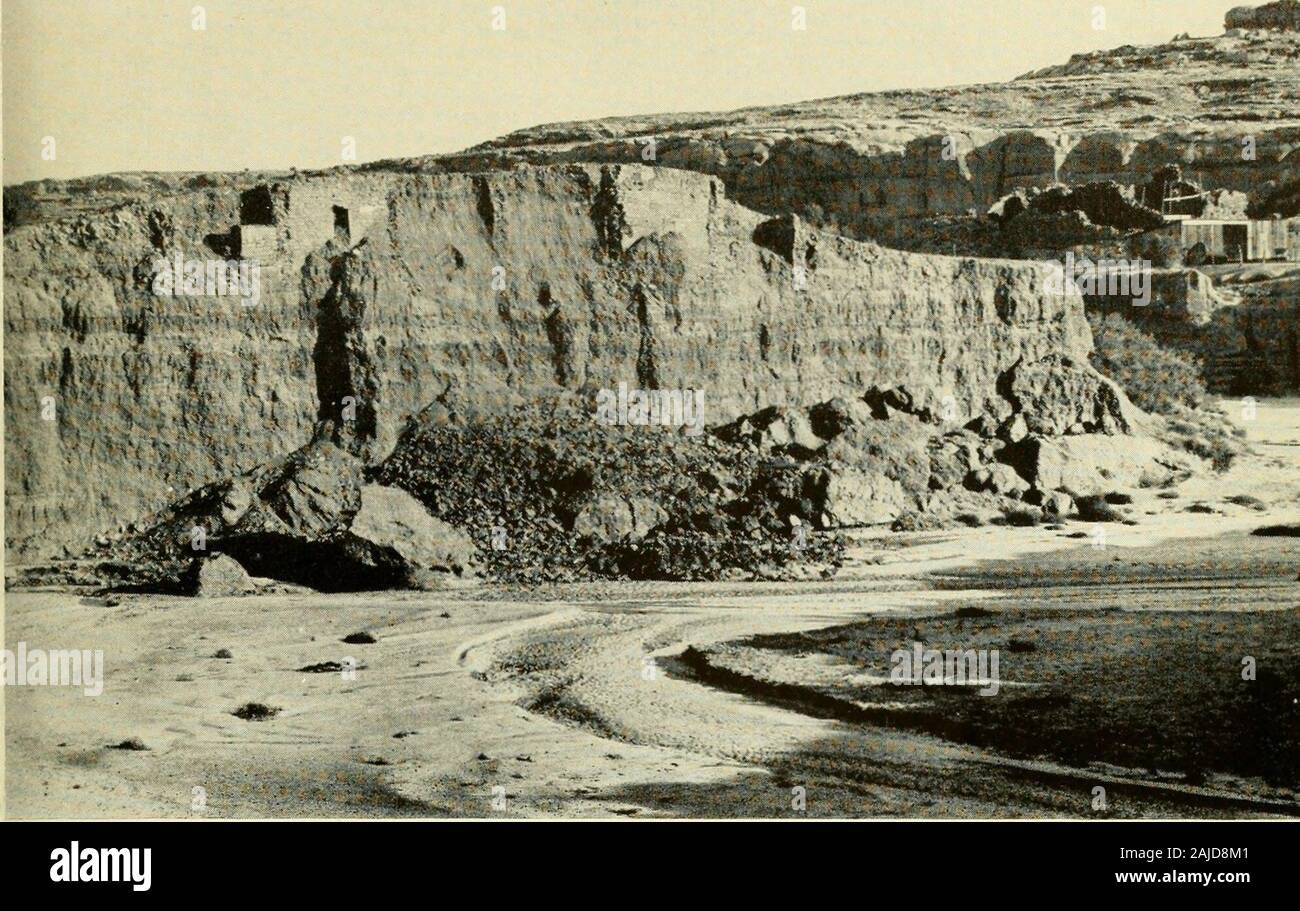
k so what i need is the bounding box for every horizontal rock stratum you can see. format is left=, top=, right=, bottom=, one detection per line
left=4, top=164, right=1095, bottom=559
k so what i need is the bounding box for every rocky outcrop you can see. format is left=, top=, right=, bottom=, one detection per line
left=708, top=350, right=1175, bottom=530
left=965, top=464, right=1031, bottom=499
left=443, top=128, right=1300, bottom=245
left=6, top=165, right=1098, bottom=558
left=1024, top=18, right=1300, bottom=77
left=1226, top=2, right=1300, bottom=31
left=718, top=406, right=827, bottom=455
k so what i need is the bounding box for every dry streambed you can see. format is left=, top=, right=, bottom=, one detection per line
left=7, top=423, right=1300, bottom=818
left=473, top=568, right=1299, bottom=817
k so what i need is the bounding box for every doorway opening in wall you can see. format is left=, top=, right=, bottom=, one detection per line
left=333, top=205, right=351, bottom=242
left=1224, top=223, right=1248, bottom=262
left=240, top=185, right=277, bottom=225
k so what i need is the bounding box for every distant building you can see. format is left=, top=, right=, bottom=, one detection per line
left=1148, top=215, right=1300, bottom=263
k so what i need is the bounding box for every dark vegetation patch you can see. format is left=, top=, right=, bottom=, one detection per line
left=1088, top=278, right=1300, bottom=401
left=1226, top=494, right=1267, bottom=511
left=998, top=507, right=1043, bottom=527
left=740, top=606, right=1300, bottom=785
left=1254, top=524, right=1300, bottom=537
left=341, top=631, right=377, bottom=645
left=1163, top=415, right=1247, bottom=472
left=298, top=661, right=365, bottom=674
left=1087, top=314, right=1206, bottom=414
left=232, top=702, right=281, bottom=722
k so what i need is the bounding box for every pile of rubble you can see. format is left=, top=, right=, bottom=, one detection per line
left=61, top=349, right=1221, bottom=594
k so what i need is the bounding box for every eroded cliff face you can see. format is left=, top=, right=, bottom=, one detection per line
left=5, top=164, right=1092, bottom=559
left=3, top=176, right=387, bottom=558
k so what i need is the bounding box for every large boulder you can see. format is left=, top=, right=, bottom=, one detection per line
left=211, top=440, right=365, bottom=539
left=824, top=416, right=933, bottom=495
left=928, top=445, right=969, bottom=492
left=181, top=554, right=256, bottom=597
left=145, top=440, right=478, bottom=590
left=573, top=494, right=667, bottom=543
left=807, top=396, right=876, bottom=440
left=1005, top=434, right=1193, bottom=496
left=218, top=479, right=255, bottom=528
left=1005, top=354, right=1145, bottom=437
left=929, top=430, right=985, bottom=491
left=347, top=484, right=477, bottom=578
left=628, top=497, right=670, bottom=540
left=1041, top=490, right=1075, bottom=519
left=1004, top=438, right=1107, bottom=494
left=259, top=442, right=365, bottom=537
left=964, top=464, right=1030, bottom=498
left=807, top=464, right=910, bottom=528
left=863, top=384, right=944, bottom=423
left=721, top=405, right=826, bottom=454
